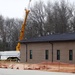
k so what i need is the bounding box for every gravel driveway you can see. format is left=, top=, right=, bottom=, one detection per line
left=0, top=68, right=75, bottom=75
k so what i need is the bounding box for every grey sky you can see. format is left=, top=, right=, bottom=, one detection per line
left=0, top=0, right=75, bottom=19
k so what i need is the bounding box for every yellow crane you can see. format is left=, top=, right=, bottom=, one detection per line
left=16, top=0, right=31, bottom=51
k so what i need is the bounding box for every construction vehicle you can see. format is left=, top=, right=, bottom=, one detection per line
left=16, top=0, right=31, bottom=51
left=0, top=0, right=31, bottom=62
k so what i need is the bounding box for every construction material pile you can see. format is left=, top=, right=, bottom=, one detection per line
left=0, top=61, right=75, bottom=73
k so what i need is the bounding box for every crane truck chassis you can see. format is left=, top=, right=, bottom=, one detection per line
left=0, top=51, right=20, bottom=62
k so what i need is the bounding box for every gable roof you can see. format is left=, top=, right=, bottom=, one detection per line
left=20, top=33, right=75, bottom=43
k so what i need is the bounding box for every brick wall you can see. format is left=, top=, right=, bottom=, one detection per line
left=20, top=41, right=75, bottom=64
left=53, top=42, right=75, bottom=64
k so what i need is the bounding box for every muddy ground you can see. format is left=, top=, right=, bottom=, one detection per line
left=0, top=61, right=75, bottom=73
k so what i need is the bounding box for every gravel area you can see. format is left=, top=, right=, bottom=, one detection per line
left=0, top=68, right=75, bottom=75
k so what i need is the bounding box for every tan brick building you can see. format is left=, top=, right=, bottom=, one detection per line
left=20, top=33, right=75, bottom=64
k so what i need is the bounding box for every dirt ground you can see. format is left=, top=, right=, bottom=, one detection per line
left=0, top=61, right=75, bottom=73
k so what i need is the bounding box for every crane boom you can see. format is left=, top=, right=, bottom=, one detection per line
left=16, top=9, right=30, bottom=51
left=16, top=0, right=32, bottom=51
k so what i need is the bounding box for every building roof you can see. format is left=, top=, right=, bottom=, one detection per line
left=20, top=33, right=75, bottom=43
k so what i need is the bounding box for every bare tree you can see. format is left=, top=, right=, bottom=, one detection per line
left=5, top=18, right=22, bottom=50
left=0, top=15, right=7, bottom=51
left=45, top=0, right=73, bottom=34
left=25, top=1, right=46, bottom=38
left=44, top=1, right=55, bottom=35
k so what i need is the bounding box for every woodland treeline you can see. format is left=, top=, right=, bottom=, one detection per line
left=0, top=0, right=75, bottom=51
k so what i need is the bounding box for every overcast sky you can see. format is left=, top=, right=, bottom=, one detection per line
left=0, top=0, right=75, bottom=19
